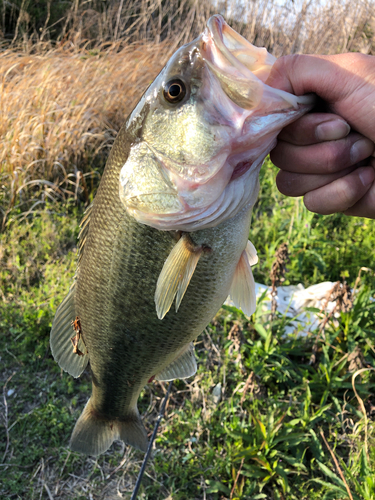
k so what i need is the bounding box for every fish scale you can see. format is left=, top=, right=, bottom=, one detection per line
left=68, top=106, right=251, bottom=450
left=50, top=14, right=314, bottom=456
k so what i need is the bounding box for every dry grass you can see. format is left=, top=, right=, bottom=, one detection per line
left=0, top=0, right=375, bottom=227
left=228, top=0, right=375, bottom=56
left=0, top=41, right=172, bottom=225
left=3, top=0, right=374, bottom=56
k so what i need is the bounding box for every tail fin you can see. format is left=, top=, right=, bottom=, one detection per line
left=70, top=398, right=148, bottom=455
left=118, top=412, right=149, bottom=452
left=69, top=398, right=116, bottom=456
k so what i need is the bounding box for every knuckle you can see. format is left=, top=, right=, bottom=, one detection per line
left=314, top=149, right=338, bottom=173
left=333, top=177, right=359, bottom=210
left=319, top=142, right=349, bottom=173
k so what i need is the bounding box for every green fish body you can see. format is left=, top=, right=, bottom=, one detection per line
left=50, top=15, right=314, bottom=455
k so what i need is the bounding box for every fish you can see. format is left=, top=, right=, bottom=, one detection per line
left=50, top=15, right=314, bottom=456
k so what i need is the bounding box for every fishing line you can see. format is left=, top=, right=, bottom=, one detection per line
left=130, top=381, right=173, bottom=500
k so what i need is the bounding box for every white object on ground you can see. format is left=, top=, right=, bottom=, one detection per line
left=226, top=281, right=340, bottom=335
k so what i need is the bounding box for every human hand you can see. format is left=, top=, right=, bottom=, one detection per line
left=266, top=53, right=375, bottom=218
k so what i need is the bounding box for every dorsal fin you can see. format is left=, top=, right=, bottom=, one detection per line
left=50, top=204, right=93, bottom=378
left=50, top=282, right=89, bottom=378
left=229, top=240, right=258, bottom=316
left=78, top=202, right=94, bottom=265
left=155, top=234, right=203, bottom=320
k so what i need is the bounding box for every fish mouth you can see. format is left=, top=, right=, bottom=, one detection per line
left=200, top=15, right=315, bottom=183
left=202, top=15, right=313, bottom=112
left=201, top=15, right=275, bottom=111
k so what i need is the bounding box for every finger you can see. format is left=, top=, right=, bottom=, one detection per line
left=303, top=166, right=375, bottom=215
left=271, top=133, right=374, bottom=174
left=276, top=165, right=357, bottom=197
left=343, top=183, right=375, bottom=218
left=344, top=159, right=375, bottom=218
left=266, top=53, right=375, bottom=143
left=278, top=113, right=350, bottom=145
left=265, top=53, right=352, bottom=102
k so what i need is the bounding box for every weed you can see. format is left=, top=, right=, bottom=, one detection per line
left=0, top=194, right=374, bottom=499
left=1, top=3, right=375, bottom=497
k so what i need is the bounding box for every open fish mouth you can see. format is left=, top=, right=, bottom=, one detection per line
left=203, top=14, right=276, bottom=109
left=201, top=15, right=314, bottom=182
left=203, top=15, right=312, bottom=112
left=118, top=15, right=315, bottom=232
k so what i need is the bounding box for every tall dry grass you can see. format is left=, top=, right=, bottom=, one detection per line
left=1, top=0, right=375, bottom=227
left=0, top=42, right=172, bottom=225
left=225, top=0, right=375, bottom=56
left=3, top=0, right=374, bottom=55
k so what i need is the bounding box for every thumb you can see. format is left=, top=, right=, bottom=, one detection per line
left=266, top=53, right=375, bottom=142
left=266, top=54, right=351, bottom=102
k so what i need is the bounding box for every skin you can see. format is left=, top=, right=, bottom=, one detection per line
left=265, top=53, right=375, bottom=218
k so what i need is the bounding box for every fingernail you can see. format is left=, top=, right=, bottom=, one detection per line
left=350, top=139, right=375, bottom=164
left=316, top=120, right=350, bottom=141
left=358, top=167, right=375, bottom=187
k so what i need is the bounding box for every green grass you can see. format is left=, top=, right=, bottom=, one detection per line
left=1, top=161, right=375, bottom=499
left=252, top=161, right=375, bottom=288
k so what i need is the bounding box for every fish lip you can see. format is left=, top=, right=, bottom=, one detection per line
left=203, top=15, right=246, bottom=73
left=203, top=14, right=269, bottom=77
left=205, top=15, right=236, bottom=55
left=205, top=14, right=225, bottom=43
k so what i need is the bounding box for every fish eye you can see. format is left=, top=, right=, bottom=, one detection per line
left=163, top=79, right=186, bottom=104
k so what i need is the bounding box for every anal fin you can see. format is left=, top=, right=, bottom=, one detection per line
left=229, top=240, right=258, bottom=316
left=156, top=342, right=197, bottom=381
left=155, top=234, right=203, bottom=320
left=50, top=283, right=89, bottom=378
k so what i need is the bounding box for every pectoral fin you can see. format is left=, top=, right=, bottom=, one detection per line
left=50, top=283, right=89, bottom=378
left=245, top=240, right=258, bottom=266
left=156, top=342, right=197, bottom=381
left=229, top=240, right=258, bottom=316
left=155, top=234, right=202, bottom=320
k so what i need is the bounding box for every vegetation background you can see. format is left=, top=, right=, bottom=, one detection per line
left=1, top=1, right=375, bottom=499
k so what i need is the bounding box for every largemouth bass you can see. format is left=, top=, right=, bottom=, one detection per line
left=50, top=15, right=314, bottom=455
